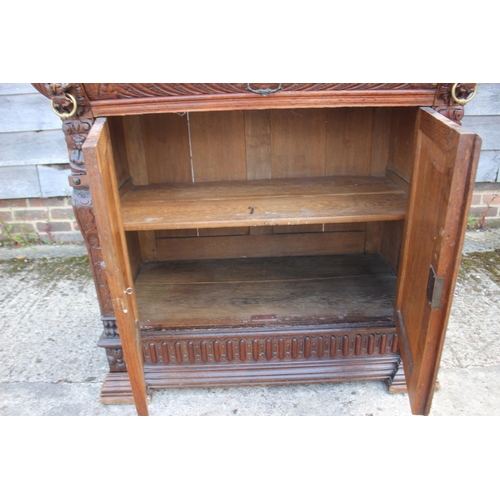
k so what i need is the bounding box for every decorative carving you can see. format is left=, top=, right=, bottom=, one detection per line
left=434, top=83, right=476, bottom=125
left=141, top=330, right=398, bottom=365
left=72, top=187, right=113, bottom=317
left=32, top=83, right=92, bottom=118
left=435, top=105, right=465, bottom=124
left=84, top=83, right=437, bottom=100
left=62, top=118, right=94, bottom=174
left=106, top=348, right=127, bottom=372
left=102, top=317, right=119, bottom=337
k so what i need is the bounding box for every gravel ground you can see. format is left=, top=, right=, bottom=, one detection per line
left=0, top=230, right=499, bottom=416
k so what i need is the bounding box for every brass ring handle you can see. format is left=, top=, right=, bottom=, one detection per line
left=451, top=83, right=477, bottom=105
left=246, top=83, right=282, bottom=96
left=50, top=92, right=78, bottom=119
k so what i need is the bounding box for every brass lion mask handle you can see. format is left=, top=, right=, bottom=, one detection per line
left=451, top=83, right=477, bottom=105
left=50, top=92, right=78, bottom=120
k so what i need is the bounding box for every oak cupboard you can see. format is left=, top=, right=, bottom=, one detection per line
left=34, top=83, right=481, bottom=416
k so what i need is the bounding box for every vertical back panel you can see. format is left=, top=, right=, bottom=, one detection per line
left=245, top=110, right=272, bottom=180
left=190, top=111, right=247, bottom=182
left=142, top=113, right=192, bottom=184
left=270, top=109, right=327, bottom=178
left=326, top=108, right=374, bottom=176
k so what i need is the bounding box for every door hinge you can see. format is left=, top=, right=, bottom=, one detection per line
left=427, top=265, right=445, bottom=308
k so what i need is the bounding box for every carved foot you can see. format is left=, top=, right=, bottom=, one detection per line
left=100, top=372, right=152, bottom=405
left=386, top=358, right=441, bottom=394
left=387, top=359, right=408, bottom=394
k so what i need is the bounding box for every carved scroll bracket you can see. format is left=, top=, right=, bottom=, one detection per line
left=433, top=83, right=477, bottom=125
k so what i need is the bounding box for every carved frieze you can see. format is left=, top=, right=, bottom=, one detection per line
left=84, top=83, right=437, bottom=100
left=142, top=331, right=399, bottom=365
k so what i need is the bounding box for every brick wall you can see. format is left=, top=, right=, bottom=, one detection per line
left=469, top=183, right=500, bottom=229
left=0, top=197, right=83, bottom=245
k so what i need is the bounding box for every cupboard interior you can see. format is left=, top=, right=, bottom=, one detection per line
left=107, top=106, right=419, bottom=332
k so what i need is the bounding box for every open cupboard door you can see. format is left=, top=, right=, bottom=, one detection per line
left=395, top=108, right=481, bottom=415
left=83, top=117, right=149, bottom=416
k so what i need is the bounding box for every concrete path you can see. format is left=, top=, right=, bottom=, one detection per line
left=1, top=230, right=499, bottom=416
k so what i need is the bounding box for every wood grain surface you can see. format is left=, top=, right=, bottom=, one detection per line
left=121, top=176, right=407, bottom=231
left=134, top=254, right=396, bottom=329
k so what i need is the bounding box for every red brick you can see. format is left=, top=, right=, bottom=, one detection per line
left=0, top=211, right=13, bottom=222
left=482, top=193, right=500, bottom=206
left=469, top=206, right=498, bottom=218
left=6, top=223, right=37, bottom=234
left=28, top=197, right=68, bottom=207
left=0, top=199, right=27, bottom=208
left=36, top=221, right=71, bottom=232
left=471, top=194, right=482, bottom=205
left=13, top=209, right=48, bottom=221
left=50, top=208, right=75, bottom=219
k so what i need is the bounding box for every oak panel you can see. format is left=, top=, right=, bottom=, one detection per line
left=84, top=117, right=149, bottom=415
left=135, top=254, right=396, bottom=329
left=270, top=109, right=327, bottom=178
left=326, top=108, right=374, bottom=176
left=137, top=254, right=392, bottom=284
left=387, top=107, right=418, bottom=183
left=142, top=113, right=192, bottom=184
left=395, top=108, right=481, bottom=415
left=371, top=108, right=392, bottom=176
left=107, top=117, right=130, bottom=187
left=245, top=110, right=271, bottom=180
left=190, top=111, right=247, bottom=182
left=156, top=231, right=365, bottom=261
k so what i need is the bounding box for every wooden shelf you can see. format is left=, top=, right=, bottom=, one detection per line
left=120, top=175, right=407, bottom=231
left=135, top=254, right=396, bottom=330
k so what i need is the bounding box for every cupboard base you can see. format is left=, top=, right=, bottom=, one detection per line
left=100, top=354, right=402, bottom=404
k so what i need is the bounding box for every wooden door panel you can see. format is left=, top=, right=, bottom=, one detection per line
left=396, top=108, right=481, bottom=415
left=84, top=117, right=149, bottom=416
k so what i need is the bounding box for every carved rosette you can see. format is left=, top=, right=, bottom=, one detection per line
left=433, top=83, right=476, bottom=125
